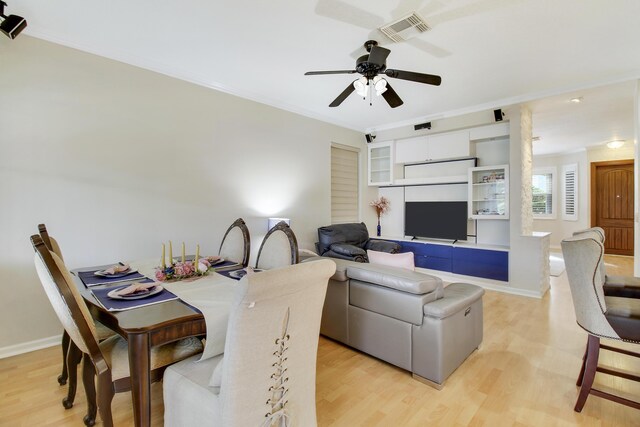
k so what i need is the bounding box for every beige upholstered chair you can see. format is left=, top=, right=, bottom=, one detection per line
left=255, top=221, right=299, bottom=270
left=31, top=235, right=203, bottom=427
left=163, top=258, right=336, bottom=426
left=561, top=235, right=640, bottom=412
left=38, top=224, right=116, bottom=410
left=218, top=218, right=251, bottom=267
left=572, top=226, right=640, bottom=298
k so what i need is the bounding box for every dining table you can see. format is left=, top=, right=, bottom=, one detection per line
left=71, top=258, right=243, bottom=427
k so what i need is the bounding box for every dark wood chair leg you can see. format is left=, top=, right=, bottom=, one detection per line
left=576, top=342, right=589, bottom=386
left=57, top=331, right=70, bottom=385
left=82, top=354, right=97, bottom=427
left=96, top=371, right=115, bottom=427
left=62, top=341, right=83, bottom=409
left=575, top=335, right=600, bottom=412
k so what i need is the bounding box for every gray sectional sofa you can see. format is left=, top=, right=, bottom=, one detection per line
left=309, top=257, right=484, bottom=389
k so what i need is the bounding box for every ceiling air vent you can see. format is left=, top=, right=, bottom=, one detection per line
left=379, top=12, right=431, bottom=43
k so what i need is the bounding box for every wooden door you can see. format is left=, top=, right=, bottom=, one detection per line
left=591, top=160, right=634, bottom=255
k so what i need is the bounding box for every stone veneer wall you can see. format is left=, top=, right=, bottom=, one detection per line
left=520, top=106, right=533, bottom=236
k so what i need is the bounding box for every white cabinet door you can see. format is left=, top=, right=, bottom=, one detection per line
left=469, top=123, right=509, bottom=141
left=394, top=136, right=429, bottom=164
left=428, top=130, right=470, bottom=160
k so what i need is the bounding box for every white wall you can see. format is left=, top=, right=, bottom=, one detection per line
left=532, top=145, right=635, bottom=249
left=0, top=37, right=367, bottom=350
left=532, top=151, right=590, bottom=248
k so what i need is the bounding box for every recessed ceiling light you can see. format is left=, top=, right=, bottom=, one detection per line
left=606, top=140, right=625, bottom=149
left=569, top=97, right=583, bottom=103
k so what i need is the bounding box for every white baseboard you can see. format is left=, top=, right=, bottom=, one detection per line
left=0, top=334, right=61, bottom=359
left=416, top=267, right=545, bottom=299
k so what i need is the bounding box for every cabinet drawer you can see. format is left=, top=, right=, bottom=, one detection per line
left=398, top=241, right=452, bottom=258
left=415, top=255, right=452, bottom=272
left=452, top=247, right=508, bottom=281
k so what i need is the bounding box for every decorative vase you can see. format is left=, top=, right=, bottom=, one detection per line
left=377, top=218, right=381, bottom=236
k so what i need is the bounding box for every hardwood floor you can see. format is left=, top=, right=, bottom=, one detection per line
left=1, top=255, right=639, bottom=426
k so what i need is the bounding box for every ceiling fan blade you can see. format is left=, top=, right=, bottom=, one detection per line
left=368, top=45, right=391, bottom=67
left=382, top=83, right=403, bottom=108
left=329, top=83, right=356, bottom=107
left=305, top=70, right=357, bottom=76
left=385, top=69, right=442, bottom=86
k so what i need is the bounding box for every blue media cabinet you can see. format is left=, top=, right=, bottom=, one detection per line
left=391, top=239, right=509, bottom=282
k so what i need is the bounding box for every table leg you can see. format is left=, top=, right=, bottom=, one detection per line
left=128, top=333, right=151, bottom=427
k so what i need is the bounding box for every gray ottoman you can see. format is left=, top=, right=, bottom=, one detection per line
left=412, top=283, right=485, bottom=389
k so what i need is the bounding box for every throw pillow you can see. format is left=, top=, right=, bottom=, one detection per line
left=367, top=250, right=415, bottom=271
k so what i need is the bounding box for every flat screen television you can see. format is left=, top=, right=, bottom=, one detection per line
left=405, top=201, right=468, bottom=241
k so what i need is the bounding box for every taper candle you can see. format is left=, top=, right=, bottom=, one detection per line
left=161, top=243, right=166, bottom=269
left=195, top=244, right=200, bottom=268
left=182, top=242, right=185, bottom=263
left=169, top=241, right=173, bottom=264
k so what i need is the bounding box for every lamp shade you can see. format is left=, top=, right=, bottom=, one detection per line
left=268, top=217, right=290, bottom=231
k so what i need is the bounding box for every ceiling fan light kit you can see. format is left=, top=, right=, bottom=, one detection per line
left=304, top=40, right=441, bottom=109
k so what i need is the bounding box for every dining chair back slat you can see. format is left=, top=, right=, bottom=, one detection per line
left=255, top=221, right=299, bottom=270
left=218, top=218, right=251, bottom=267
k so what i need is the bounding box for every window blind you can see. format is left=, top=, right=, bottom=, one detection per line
left=562, top=164, right=578, bottom=221
left=331, top=146, right=359, bottom=224
left=532, top=172, right=553, bottom=215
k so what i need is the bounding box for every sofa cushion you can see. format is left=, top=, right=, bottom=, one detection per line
left=346, top=263, right=442, bottom=295
left=423, top=283, right=485, bottom=320
left=302, top=256, right=355, bottom=281
left=367, top=250, right=415, bottom=271
left=317, top=222, right=369, bottom=255
left=350, top=279, right=441, bottom=325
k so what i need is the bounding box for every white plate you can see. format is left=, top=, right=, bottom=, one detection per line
left=107, top=285, right=163, bottom=300
left=94, top=268, right=137, bottom=278
left=229, top=269, right=264, bottom=279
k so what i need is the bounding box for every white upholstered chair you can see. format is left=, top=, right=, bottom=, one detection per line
left=31, top=235, right=203, bottom=427
left=163, top=258, right=336, bottom=426
left=218, top=218, right=251, bottom=267
left=255, top=221, right=299, bottom=270
left=38, top=223, right=116, bottom=410
left=572, top=226, right=640, bottom=298
left=561, top=234, right=640, bottom=412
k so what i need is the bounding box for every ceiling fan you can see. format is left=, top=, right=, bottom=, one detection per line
left=304, top=40, right=441, bottom=108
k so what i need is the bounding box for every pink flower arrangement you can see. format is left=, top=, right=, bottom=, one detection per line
left=155, top=258, right=212, bottom=282
left=370, top=196, right=390, bottom=219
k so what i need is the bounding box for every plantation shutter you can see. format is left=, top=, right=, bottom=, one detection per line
left=331, top=145, right=359, bottom=223
left=562, top=164, right=578, bottom=221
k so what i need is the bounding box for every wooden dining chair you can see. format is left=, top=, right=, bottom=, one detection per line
left=561, top=234, right=640, bottom=412
left=31, top=235, right=204, bottom=426
left=218, top=217, right=251, bottom=267
left=255, top=221, right=299, bottom=270
left=38, top=223, right=116, bottom=410
left=163, top=258, right=336, bottom=426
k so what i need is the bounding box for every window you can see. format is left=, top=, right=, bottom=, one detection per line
left=562, top=164, right=578, bottom=221
left=532, top=167, right=557, bottom=219
left=331, top=145, right=359, bottom=223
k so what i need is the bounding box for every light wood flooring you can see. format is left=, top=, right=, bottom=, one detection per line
left=1, top=255, right=639, bottom=426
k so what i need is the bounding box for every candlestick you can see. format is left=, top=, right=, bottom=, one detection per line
left=195, top=244, right=200, bottom=269
left=161, top=243, right=166, bottom=269
left=169, top=241, right=173, bottom=265
left=182, top=242, right=185, bottom=263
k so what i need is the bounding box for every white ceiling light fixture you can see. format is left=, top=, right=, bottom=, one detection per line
left=606, top=140, right=625, bottom=149
left=353, top=76, right=369, bottom=98
left=372, top=76, right=387, bottom=96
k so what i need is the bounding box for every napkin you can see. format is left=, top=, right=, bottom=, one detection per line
left=104, top=264, right=131, bottom=275
left=114, top=282, right=157, bottom=296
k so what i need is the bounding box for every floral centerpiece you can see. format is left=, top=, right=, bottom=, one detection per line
left=154, top=242, right=215, bottom=282
left=370, top=196, right=390, bottom=237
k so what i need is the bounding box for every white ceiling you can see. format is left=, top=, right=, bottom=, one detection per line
left=7, top=0, right=640, bottom=152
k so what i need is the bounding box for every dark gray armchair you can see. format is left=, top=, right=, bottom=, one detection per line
left=316, top=222, right=401, bottom=263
